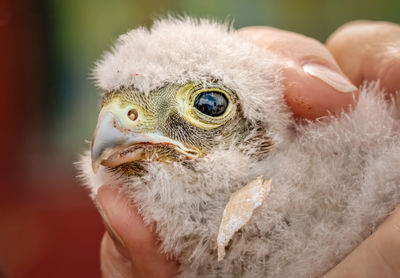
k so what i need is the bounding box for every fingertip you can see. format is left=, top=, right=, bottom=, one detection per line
left=326, top=20, right=400, bottom=94
left=96, top=185, right=179, bottom=278
left=238, top=26, right=359, bottom=120
left=100, top=233, right=135, bottom=278
left=283, top=62, right=358, bottom=120
left=96, top=185, right=156, bottom=248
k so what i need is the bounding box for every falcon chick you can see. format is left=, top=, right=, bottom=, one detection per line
left=79, top=17, right=400, bottom=277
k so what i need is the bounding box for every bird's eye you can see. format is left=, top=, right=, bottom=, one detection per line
left=194, top=91, right=228, bottom=117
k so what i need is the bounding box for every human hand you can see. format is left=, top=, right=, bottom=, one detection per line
left=95, top=185, right=179, bottom=277
left=95, top=21, right=400, bottom=277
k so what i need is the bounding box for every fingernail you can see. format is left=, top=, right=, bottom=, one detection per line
left=303, top=63, right=357, bottom=93
left=94, top=196, right=131, bottom=259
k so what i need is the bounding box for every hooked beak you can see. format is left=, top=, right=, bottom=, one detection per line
left=91, top=99, right=200, bottom=173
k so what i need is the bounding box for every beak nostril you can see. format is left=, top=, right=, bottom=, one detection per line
left=127, top=109, right=138, bottom=121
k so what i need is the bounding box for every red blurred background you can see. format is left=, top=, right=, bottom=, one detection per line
left=0, top=1, right=103, bottom=277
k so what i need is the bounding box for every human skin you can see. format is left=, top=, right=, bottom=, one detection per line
left=95, top=21, right=400, bottom=278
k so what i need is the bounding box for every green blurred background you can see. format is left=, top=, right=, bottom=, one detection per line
left=0, top=0, right=399, bottom=277
left=46, top=0, right=400, bottom=169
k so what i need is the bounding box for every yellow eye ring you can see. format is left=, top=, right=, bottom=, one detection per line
left=176, top=83, right=236, bottom=130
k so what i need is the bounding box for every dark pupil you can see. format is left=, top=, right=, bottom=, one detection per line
left=194, top=91, right=228, bottom=117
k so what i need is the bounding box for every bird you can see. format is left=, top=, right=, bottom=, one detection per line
left=78, top=17, right=400, bottom=277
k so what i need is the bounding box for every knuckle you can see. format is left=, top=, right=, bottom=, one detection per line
left=338, top=20, right=399, bottom=34
left=328, top=20, right=400, bottom=45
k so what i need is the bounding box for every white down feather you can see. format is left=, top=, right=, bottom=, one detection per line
left=78, top=18, right=400, bottom=277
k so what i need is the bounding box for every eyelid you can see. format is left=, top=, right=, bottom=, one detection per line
left=191, top=88, right=231, bottom=103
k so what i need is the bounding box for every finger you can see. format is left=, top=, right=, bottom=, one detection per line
left=327, top=20, right=400, bottom=93
left=100, top=233, right=135, bottom=278
left=95, top=185, right=179, bottom=278
left=238, top=27, right=358, bottom=120
left=323, top=205, right=400, bottom=278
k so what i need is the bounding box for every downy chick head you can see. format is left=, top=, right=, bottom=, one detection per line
left=90, top=17, right=292, bottom=176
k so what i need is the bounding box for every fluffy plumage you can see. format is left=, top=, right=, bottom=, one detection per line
left=79, top=17, right=400, bottom=277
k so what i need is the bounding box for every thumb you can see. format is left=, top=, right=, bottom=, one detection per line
left=238, top=27, right=358, bottom=120
left=94, top=185, right=179, bottom=278
left=327, top=21, right=400, bottom=94
left=324, top=205, right=400, bottom=278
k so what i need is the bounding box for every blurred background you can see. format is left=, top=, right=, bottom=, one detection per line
left=0, top=0, right=399, bottom=277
